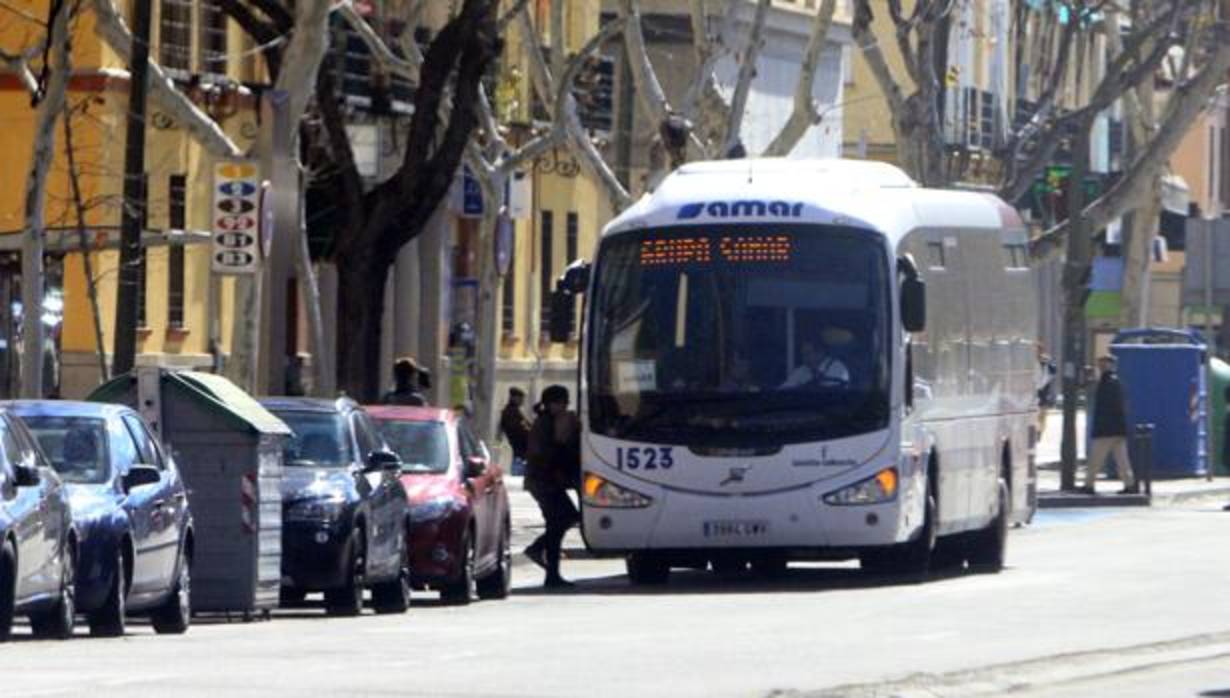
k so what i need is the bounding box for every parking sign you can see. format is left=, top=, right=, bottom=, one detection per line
left=212, top=160, right=262, bottom=274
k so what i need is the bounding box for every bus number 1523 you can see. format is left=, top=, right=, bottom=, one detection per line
left=616, top=447, right=674, bottom=471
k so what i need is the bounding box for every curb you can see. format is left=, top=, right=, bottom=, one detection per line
left=1037, top=485, right=1230, bottom=509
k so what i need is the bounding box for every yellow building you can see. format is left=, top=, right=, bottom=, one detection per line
left=1, top=0, right=263, bottom=398
left=492, top=0, right=614, bottom=399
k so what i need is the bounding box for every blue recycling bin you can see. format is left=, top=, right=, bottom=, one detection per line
left=1106, top=328, right=1208, bottom=478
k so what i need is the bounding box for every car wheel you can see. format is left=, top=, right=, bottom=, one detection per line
left=373, top=529, right=411, bottom=615
left=278, top=587, right=307, bottom=607
left=31, top=542, right=75, bottom=640
left=626, top=552, right=670, bottom=585
left=967, top=480, right=1009, bottom=574
left=326, top=530, right=365, bottom=617
left=477, top=523, right=512, bottom=601
left=89, top=549, right=127, bottom=637
left=440, top=531, right=475, bottom=605
left=0, top=540, right=15, bottom=642
left=151, top=555, right=191, bottom=634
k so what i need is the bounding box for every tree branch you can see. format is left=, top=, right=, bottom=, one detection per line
left=91, top=0, right=241, bottom=157
left=276, top=0, right=332, bottom=130
left=0, top=46, right=39, bottom=94
left=1031, top=28, right=1230, bottom=260
left=723, top=0, right=771, bottom=155
left=762, top=0, right=837, bottom=157
left=553, top=17, right=632, bottom=210
left=618, top=0, right=671, bottom=129
left=216, top=0, right=282, bottom=77
left=337, top=0, right=419, bottom=83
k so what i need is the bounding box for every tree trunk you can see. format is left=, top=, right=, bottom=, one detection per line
left=21, top=0, right=72, bottom=398
left=336, top=253, right=388, bottom=403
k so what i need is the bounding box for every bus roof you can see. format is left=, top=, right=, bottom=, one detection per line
left=604, top=158, right=1022, bottom=245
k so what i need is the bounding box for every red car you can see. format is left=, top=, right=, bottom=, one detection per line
left=366, top=406, right=511, bottom=604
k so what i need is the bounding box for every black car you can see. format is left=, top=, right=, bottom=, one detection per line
left=260, top=397, right=411, bottom=616
left=0, top=409, right=77, bottom=641
left=11, top=401, right=194, bottom=637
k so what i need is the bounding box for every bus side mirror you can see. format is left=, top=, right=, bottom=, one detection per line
left=548, top=289, right=576, bottom=343
left=901, top=277, right=926, bottom=332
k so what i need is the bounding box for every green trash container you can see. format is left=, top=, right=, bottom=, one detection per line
left=1209, top=357, right=1230, bottom=476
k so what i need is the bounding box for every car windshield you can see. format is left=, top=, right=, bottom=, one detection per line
left=22, top=416, right=110, bottom=484
left=587, top=224, right=891, bottom=446
left=375, top=420, right=451, bottom=474
left=274, top=411, right=353, bottom=467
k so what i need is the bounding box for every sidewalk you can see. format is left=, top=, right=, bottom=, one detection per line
left=1034, top=408, right=1230, bottom=508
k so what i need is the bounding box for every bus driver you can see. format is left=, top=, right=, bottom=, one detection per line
left=781, top=340, right=849, bottom=389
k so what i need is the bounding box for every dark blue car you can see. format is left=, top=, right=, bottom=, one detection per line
left=0, top=408, right=76, bottom=641
left=259, top=397, right=410, bottom=616
left=10, top=401, right=194, bottom=637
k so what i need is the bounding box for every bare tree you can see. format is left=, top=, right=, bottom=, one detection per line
left=19, top=0, right=73, bottom=397
left=849, top=0, right=1230, bottom=490
left=608, top=0, right=843, bottom=203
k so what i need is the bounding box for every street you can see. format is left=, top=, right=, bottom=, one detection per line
left=2, top=495, right=1227, bottom=697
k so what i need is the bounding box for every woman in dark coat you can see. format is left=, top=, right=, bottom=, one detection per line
left=524, top=385, right=581, bottom=588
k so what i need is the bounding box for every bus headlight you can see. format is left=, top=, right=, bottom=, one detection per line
left=822, top=467, right=898, bottom=506
left=582, top=473, right=653, bottom=509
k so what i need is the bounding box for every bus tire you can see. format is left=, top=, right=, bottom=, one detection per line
left=626, top=553, right=669, bottom=585
left=967, top=479, right=1008, bottom=573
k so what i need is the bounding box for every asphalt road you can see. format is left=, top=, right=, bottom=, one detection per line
left=2, top=497, right=1228, bottom=698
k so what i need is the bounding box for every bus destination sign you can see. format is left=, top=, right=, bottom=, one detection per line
left=639, top=235, right=792, bottom=266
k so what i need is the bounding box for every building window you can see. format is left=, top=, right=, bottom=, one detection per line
left=159, top=0, right=193, bottom=71
left=502, top=242, right=516, bottom=336
left=566, top=212, right=578, bottom=264
left=199, top=0, right=228, bottom=76
left=167, top=175, right=186, bottom=329
left=540, top=210, right=554, bottom=331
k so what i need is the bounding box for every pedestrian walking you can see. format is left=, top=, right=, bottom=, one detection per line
left=1084, top=355, right=1137, bottom=495
left=498, top=387, right=531, bottom=476
left=382, top=357, right=427, bottom=406
left=523, top=385, right=580, bottom=589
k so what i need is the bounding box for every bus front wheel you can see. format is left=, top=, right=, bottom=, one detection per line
left=626, top=553, right=670, bottom=585
left=860, top=491, right=935, bottom=582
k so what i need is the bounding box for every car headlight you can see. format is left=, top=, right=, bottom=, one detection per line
left=822, top=467, right=898, bottom=506
left=409, top=496, right=463, bottom=524
left=286, top=498, right=346, bottom=522
left=582, top=473, right=653, bottom=508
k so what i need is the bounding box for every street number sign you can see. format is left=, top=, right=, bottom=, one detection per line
left=212, top=160, right=261, bottom=274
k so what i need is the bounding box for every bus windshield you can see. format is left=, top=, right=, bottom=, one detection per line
left=587, top=224, right=891, bottom=446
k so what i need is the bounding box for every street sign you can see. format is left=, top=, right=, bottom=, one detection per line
left=212, top=160, right=261, bottom=274
left=459, top=166, right=483, bottom=218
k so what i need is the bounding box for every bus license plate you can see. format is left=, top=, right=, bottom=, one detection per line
left=703, top=520, right=768, bottom=538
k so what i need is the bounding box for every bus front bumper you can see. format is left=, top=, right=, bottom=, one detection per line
left=581, top=480, right=926, bottom=553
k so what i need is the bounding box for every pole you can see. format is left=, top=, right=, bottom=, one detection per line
left=1060, top=125, right=1093, bottom=492
left=112, top=0, right=153, bottom=376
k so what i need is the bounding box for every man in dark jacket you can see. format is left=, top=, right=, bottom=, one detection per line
left=382, top=358, right=427, bottom=406
left=523, top=385, right=580, bottom=588
left=1085, top=355, right=1137, bottom=495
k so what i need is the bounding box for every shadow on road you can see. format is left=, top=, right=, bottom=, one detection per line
left=511, top=563, right=989, bottom=597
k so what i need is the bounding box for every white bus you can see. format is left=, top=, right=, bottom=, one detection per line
left=549, top=159, right=1038, bottom=584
